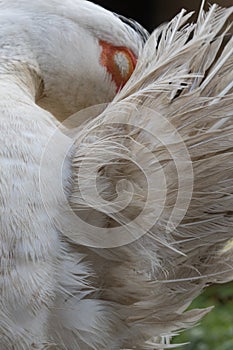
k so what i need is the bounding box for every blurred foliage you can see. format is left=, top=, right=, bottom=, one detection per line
left=172, top=282, right=233, bottom=350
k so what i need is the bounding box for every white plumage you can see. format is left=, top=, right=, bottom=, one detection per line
left=0, top=0, right=233, bottom=349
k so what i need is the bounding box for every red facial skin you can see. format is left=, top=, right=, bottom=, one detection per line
left=99, top=40, right=137, bottom=92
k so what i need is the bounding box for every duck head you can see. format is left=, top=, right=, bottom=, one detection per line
left=0, top=0, right=148, bottom=120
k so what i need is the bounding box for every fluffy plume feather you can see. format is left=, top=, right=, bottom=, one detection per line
left=65, top=2, right=233, bottom=348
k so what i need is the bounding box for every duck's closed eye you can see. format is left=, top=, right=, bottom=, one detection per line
left=99, top=40, right=137, bottom=92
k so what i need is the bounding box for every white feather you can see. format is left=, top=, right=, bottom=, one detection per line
left=68, top=2, right=233, bottom=349
left=1, top=0, right=233, bottom=349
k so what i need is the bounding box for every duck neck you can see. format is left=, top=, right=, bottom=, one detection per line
left=0, top=59, right=42, bottom=106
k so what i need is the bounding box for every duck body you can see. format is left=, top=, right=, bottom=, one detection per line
left=0, top=71, right=62, bottom=349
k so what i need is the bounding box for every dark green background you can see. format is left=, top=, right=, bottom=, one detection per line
left=172, top=282, right=233, bottom=349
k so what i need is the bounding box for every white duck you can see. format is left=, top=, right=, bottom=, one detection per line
left=1, top=0, right=233, bottom=349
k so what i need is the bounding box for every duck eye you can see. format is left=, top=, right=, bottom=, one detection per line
left=99, top=40, right=137, bottom=92
left=113, top=49, right=136, bottom=81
